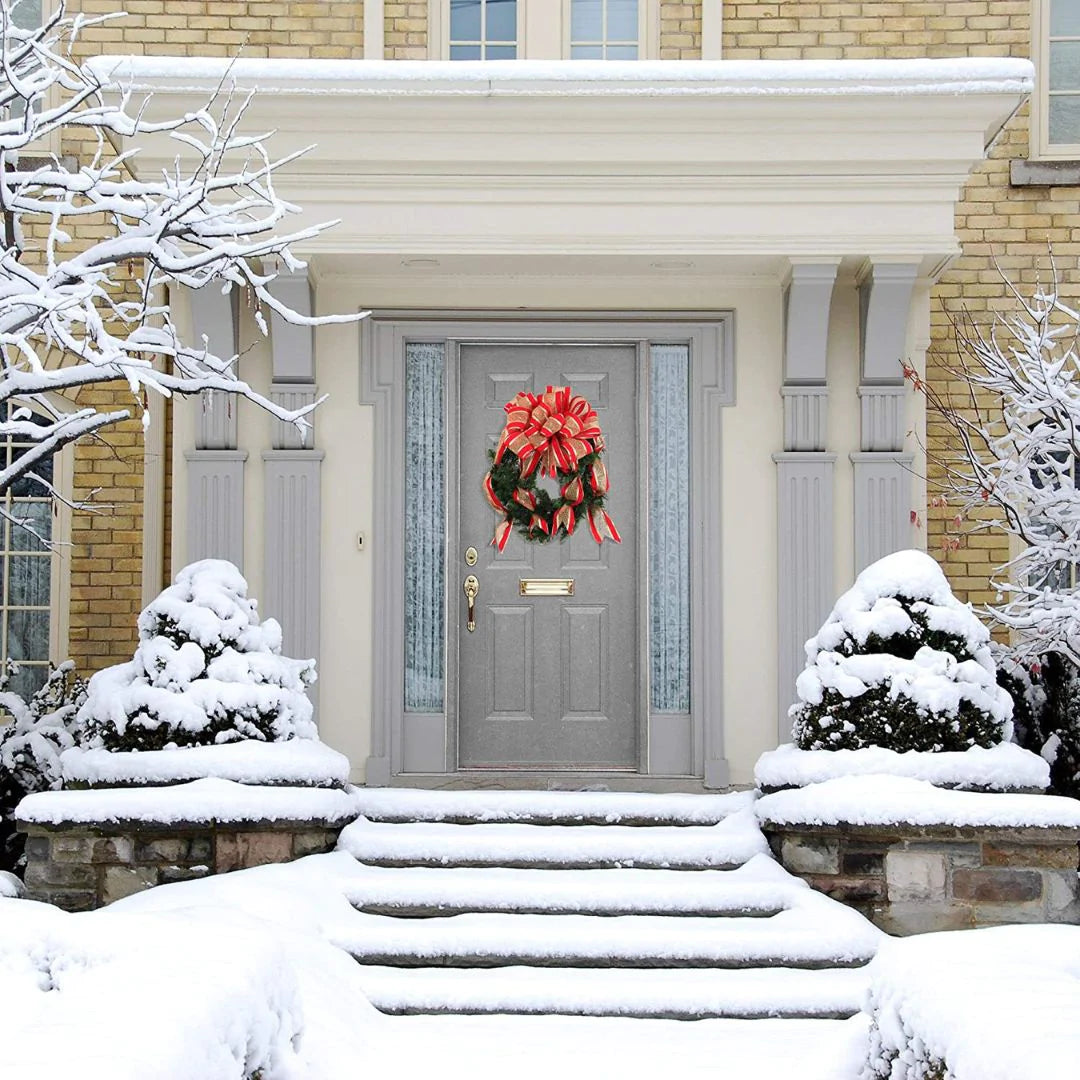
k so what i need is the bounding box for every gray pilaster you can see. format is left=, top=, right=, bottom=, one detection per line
left=185, top=286, right=245, bottom=568
left=270, top=384, right=317, bottom=450
left=183, top=450, right=248, bottom=568
left=858, top=262, right=919, bottom=385
left=773, top=453, right=837, bottom=742
left=262, top=450, right=324, bottom=664
left=853, top=260, right=919, bottom=571
left=261, top=268, right=322, bottom=710
left=188, top=285, right=239, bottom=450
left=852, top=452, right=914, bottom=572
left=776, top=261, right=838, bottom=744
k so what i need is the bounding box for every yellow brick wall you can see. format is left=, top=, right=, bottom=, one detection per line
left=659, top=0, right=702, bottom=58
left=385, top=2, right=427, bottom=58
left=68, top=1, right=364, bottom=59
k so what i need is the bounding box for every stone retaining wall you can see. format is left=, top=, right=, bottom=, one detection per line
left=763, top=821, right=1080, bottom=935
left=20, top=819, right=344, bottom=912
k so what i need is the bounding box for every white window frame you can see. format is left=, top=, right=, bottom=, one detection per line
left=1033, top=0, right=1080, bottom=160
left=431, top=0, right=525, bottom=60
left=431, top=0, right=659, bottom=60
left=563, top=0, right=659, bottom=61
left=0, top=397, right=72, bottom=692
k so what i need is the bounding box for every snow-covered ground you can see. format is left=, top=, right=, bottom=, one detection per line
left=0, top=853, right=869, bottom=1080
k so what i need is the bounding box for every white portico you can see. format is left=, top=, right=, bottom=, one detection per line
left=94, top=57, right=1032, bottom=787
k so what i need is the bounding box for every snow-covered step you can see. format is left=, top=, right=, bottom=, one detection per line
left=339, top=810, right=768, bottom=870
left=333, top=904, right=881, bottom=970
left=343, top=855, right=799, bottom=918
left=352, top=787, right=753, bottom=826
left=356, top=965, right=869, bottom=1020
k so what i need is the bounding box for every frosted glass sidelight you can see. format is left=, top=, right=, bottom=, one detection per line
left=404, top=343, right=446, bottom=713
left=650, top=344, right=691, bottom=713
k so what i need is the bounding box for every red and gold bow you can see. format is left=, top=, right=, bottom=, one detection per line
left=495, top=386, right=602, bottom=479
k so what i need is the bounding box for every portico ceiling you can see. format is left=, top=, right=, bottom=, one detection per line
left=91, top=57, right=1032, bottom=270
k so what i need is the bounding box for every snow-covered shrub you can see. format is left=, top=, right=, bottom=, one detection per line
left=997, top=649, right=1080, bottom=800
left=81, top=560, right=317, bottom=753
left=0, top=661, right=87, bottom=871
left=791, top=550, right=1013, bottom=753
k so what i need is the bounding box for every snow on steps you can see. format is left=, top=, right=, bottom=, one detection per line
left=345, top=858, right=793, bottom=918
left=355, top=965, right=870, bottom=1020
left=334, top=901, right=880, bottom=970
left=352, top=787, right=753, bottom=826
left=339, top=810, right=768, bottom=870
left=337, top=788, right=884, bottom=1021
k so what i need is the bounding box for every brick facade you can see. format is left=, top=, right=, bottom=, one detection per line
left=44, top=1, right=1066, bottom=681
left=659, top=0, right=703, bottom=58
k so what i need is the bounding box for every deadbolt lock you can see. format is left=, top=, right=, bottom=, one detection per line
left=465, top=546, right=478, bottom=567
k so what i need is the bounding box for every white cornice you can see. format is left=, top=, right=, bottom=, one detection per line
left=94, top=57, right=1029, bottom=266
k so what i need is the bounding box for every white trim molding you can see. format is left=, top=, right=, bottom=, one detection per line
left=701, top=0, right=722, bottom=60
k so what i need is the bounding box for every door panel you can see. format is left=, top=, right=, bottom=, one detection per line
left=457, top=343, right=638, bottom=770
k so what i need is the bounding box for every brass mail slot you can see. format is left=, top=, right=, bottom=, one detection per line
left=519, top=578, right=575, bottom=597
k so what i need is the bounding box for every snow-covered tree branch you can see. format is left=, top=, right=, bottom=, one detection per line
left=0, top=0, right=355, bottom=507
left=911, top=269, right=1080, bottom=668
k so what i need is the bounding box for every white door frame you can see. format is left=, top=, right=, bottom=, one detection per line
left=361, top=312, right=735, bottom=788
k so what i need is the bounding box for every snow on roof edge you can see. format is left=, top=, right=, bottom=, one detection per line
left=84, top=56, right=1034, bottom=98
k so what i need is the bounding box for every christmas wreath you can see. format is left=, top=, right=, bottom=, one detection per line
left=483, top=385, right=621, bottom=552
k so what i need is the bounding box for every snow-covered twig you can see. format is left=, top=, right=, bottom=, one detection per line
left=0, top=0, right=359, bottom=505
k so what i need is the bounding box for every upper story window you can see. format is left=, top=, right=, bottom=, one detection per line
left=1034, top=0, right=1080, bottom=158
left=570, top=0, right=639, bottom=59
left=1048, top=0, right=1080, bottom=146
left=449, top=0, right=517, bottom=59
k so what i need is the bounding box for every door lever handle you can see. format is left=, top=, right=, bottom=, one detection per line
left=463, top=575, right=479, bottom=632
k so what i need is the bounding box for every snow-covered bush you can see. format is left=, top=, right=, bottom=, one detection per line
left=0, top=661, right=86, bottom=871
left=81, top=561, right=317, bottom=753
left=791, top=550, right=1013, bottom=753
left=997, top=649, right=1080, bottom=800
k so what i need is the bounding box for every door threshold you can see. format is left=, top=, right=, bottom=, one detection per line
left=387, top=772, right=725, bottom=794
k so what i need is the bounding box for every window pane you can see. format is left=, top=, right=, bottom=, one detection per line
left=608, top=0, right=638, bottom=41
left=1051, top=0, right=1080, bottom=37
left=572, top=0, right=602, bottom=40
left=10, top=0, right=42, bottom=30
left=9, top=663, right=46, bottom=701
left=8, top=610, right=49, bottom=662
left=404, top=343, right=445, bottom=713
left=1051, top=41, right=1080, bottom=90
left=607, top=44, right=638, bottom=59
left=486, top=0, right=517, bottom=42
left=8, top=554, right=49, bottom=607
left=571, top=44, right=603, bottom=58
left=649, top=344, right=691, bottom=714
left=485, top=44, right=516, bottom=58
left=450, top=44, right=482, bottom=59
left=10, top=502, right=50, bottom=551
left=1050, top=94, right=1080, bottom=144
left=450, top=0, right=481, bottom=41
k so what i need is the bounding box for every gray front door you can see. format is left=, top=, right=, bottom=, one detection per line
left=456, top=343, right=639, bottom=770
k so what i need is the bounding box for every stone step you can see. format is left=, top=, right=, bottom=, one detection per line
left=356, top=964, right=868, bottom=1020
left=351, top=787, right=752, bottom=827
left=344, top=858, right=795, bottom=918
left=334, top=908, right=881, bottom=970
left=338, top=812, right=768, bottom=871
